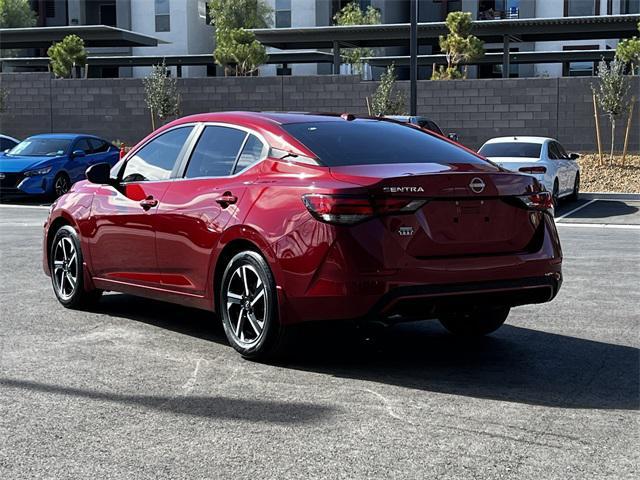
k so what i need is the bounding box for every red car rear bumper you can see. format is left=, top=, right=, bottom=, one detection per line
left=275, top=215, right=562, bottom=325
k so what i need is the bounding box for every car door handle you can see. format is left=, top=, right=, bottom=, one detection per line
left=215, top=193, right=238, bottom=207
left=140, top=196, right=158, bottom=210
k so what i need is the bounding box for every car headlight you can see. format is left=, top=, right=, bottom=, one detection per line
left=24, top=166, right=52, bottom=177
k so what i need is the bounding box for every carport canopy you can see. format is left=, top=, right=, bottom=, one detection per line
left=0, top=50, right=334, bottom=76
left=0, top=25, right=167, bottom=49
left=252, top=14, right=640, bottom=49
left=252, top=14, right=640, bottom=75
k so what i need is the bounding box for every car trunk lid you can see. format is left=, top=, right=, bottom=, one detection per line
left=330, top=164, right=544, bottom=258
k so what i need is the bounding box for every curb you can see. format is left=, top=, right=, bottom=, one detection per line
left=580, top=192, right=640, bottom=201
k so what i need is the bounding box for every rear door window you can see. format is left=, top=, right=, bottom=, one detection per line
left=553, top=142, right=569, bottom=159
left=547, top=142, right=561, bottom=160
left=283, top=120, right=487, bottom=167
left=185, top=126, right=247, bottom=178
left=122, top=126, right=193, bottom=182
left=75, top=138, right=94, bottom=154
left=233, top=134, right=267, bottom=174
left=89, top=138, right=111, bottom=153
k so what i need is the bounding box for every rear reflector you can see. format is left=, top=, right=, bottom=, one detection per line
left=517, top=191, right=553, bottom=211
left=519, top=166, right=547, bottom=174
left=302, top=194, right=426, bottom=225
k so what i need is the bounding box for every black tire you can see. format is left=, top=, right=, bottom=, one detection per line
left=53, top=172, right=71, bottom=199
left=219, top=250, right=288, bottom=360
left=439, top=306, right=510, bottom=336
left=552, top=179, right=560, bottom=208
left=49, top=225, right=102, bottom=309
left=568, top=172, right=580, bottom=202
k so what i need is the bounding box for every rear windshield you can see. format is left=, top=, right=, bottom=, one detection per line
left=478, top=142, right=542, bottom=158
left=282, top=120, right=487, bottom=167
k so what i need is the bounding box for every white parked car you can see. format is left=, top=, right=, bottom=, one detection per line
left=478, top=136, right=580, bottom=204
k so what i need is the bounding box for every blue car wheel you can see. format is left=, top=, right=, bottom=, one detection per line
left=53, top=172, right=71, bottom=199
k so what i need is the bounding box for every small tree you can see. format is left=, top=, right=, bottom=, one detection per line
left=370, top=64, right=406, bottom=116
left=615, top=21, right=640, bottom=74
left=0, top=0, right=36, bottom=28
left=432, top=11, right=484, bottom=80
left=592, top=59, right=630, bottom=163
left=143, top=60, right=181, bottom=131
left=209, top=0, right=271, bottom=76
left=215, top=29, right=268, bottom=76
left=333, top=2, right=381, bottom=74
left=47, top=35, right=87, bottom=78
left=0, top=0, right=37, bottom=57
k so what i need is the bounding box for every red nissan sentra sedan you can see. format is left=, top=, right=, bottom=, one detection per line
left=43, top=112, right=562, bottom=359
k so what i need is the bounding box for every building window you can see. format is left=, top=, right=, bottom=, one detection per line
left=275, top=0, right=291, bottom=28
left=155, top=0, right=170, bottom=32
left=45, top=0, right=56, bottom=18
left=99, top=3, right=117, bottom=27
left=563, top=45, right=598, bottom=76
left=564, top=0, right=601, bottom=16
left=276, top=64, right=292, bottom=76
left=621, top=0, right=640, bottom=14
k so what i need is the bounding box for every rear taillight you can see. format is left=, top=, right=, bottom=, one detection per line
left=519, top=166, right=547, bottom=174
left=517, top=192, right=553, bottom=211
left=302, top=194, right=426, bottom=225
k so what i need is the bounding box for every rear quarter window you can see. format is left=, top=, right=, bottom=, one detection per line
left=282, top=120, right=486, bottom=167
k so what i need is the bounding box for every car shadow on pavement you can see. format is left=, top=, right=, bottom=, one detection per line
left=95, top=294, right=638, bottom=412
left=0, top=378, right=334, bottom=424
left=564, top=200, right=639, bottom=220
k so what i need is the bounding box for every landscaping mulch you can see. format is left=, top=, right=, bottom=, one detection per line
left=578, top=153, right=640, bottom=193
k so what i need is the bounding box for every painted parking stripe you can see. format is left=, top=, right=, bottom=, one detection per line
left=0, top=204, right=50, bottom=210
left=556, top=222, right=640, bottom=230
left=556, top=199, right=597, bottom=220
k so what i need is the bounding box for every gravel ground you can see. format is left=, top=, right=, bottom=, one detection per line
left=579, top=154, right=640, bottom=193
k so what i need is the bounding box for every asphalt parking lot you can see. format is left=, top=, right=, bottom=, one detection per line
left=0, top=199, right=638, bottom=479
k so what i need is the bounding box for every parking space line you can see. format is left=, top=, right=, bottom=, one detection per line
left=556, top=199, right=597, bottom=220
left=556, top=222, right=640, bottom=230
left=0, top=204, right=50, bottom=210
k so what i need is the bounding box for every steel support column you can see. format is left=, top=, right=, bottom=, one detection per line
left=502, top=34, right=510, bottom=78
left=410, top=0, right=418, bottom=115
left=333, top=40, right=340, bottom=74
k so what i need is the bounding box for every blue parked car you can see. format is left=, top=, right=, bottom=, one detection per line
left=0, top=134, right=120, bottom=199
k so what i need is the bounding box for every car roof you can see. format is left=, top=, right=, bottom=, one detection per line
left=174, top=111, right=382, bottom=127
left=483, top=136, right=556, bottom=145
left=25, top=133, right=103, bottom=140
left=0, top=134, right=19, bottom=142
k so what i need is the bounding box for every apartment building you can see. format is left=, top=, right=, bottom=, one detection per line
left=27, top=0, right=639, bottom=78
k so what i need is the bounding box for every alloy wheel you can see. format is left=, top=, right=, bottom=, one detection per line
left=55, top=175, right=70, bottom=197
left=52, top=236, right=78, bottom=301
left=225, top=264, right=267, bottom=346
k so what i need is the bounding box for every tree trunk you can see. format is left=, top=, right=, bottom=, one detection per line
left=150, top=108, right=156, bottom=132
left=610, top=118, right=615, bottom=165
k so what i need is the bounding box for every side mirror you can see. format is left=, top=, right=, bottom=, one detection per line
left=3, top=149, right=9, bottom=153
left=72, top=149, right=86, bottom=158
left=447, top=132, right=460, bottom=142
left=569, top=152, right=580, bottom=160
left=86, top=162, right=112, bottom=185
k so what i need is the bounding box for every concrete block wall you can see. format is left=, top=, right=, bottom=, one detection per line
left=1, top=72, right=638, bottom=153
